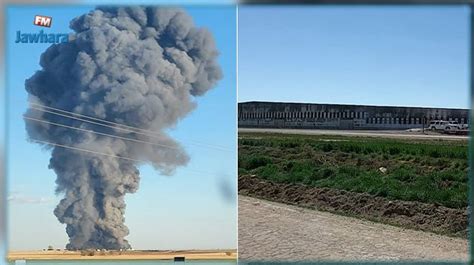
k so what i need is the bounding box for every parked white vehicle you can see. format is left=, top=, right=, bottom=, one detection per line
left=428, top=120, right=461, bottom=131
left=448, top=121, right=468, bottom=130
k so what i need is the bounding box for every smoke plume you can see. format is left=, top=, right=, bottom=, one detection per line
left=24, top=6, right=222, bottom=250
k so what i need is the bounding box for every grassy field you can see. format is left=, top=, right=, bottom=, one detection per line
left=238, top=133, right=468, bottom=209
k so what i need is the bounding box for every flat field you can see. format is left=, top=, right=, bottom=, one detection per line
left=239, top=132, right=468, bottom=208
left=238, top=132, right=468, bottom=236
left=7, top=250, right=237, bottom=261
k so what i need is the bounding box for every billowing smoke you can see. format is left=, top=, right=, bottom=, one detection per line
left=24, top=6, right=222, bottom=250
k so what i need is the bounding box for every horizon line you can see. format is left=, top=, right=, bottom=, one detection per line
left=238, top=100, right=470, bottom=110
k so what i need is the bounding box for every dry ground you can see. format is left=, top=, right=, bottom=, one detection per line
left=7, top=249, right=237, bottom=261
left=239, top=128, right=468, bottom=141
left=238, top=195, right=468, bottom=262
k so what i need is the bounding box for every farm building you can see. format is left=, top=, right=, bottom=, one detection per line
left=238, top=101, right=469, bottom=130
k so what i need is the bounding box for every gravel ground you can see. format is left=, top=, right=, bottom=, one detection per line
left=238, top=195, right=469, bottom=262
left=238, top=128, right=468, bottom=141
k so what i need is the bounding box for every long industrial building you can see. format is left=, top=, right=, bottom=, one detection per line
left=238, top=101, right=469, bottom=130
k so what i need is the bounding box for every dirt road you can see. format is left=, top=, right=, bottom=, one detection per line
left=239, top=128, right=468, bottom=141
left=239, top=196, right=468, bottom=262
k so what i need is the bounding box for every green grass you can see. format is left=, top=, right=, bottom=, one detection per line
left=238, top=133, right=468, bottom=209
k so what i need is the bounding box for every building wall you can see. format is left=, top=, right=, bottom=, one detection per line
left=238, top=101, right=469, bottom=130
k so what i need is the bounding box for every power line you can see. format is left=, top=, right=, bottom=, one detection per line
left=31, top=138, right=145, bottom=163
left=30, top=138, right=215, bottom=176
left=24, top=115, right=181, bottom=150
left=30, top=102, right=233, bottom=150
left=30, top=106, right=161, bottom=139
left=29, top=103, right=233, bottom=152
left=30, top=102, right=162, bottom=135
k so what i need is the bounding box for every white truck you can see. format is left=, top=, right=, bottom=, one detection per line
left=428, top=120, right=461, bottom=132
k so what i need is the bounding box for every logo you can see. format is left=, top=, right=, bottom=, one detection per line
left=34, top=15, right=52, bottom=28
left=15, top=15, right=71, bottom=44
left=15, top=30, right=70, bottom=44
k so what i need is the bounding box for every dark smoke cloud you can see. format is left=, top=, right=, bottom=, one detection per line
left=24, top=6, right=222, bottom=250
left=217, top=174, right=236, bottom=205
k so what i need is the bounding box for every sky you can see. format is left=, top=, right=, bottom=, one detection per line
left=6, top=5, right=236, bottom=250
left=238, top=6, right=470, bottom=109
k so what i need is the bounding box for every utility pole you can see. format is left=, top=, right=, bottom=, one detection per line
left=422, top=116, right=426, bottom=134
